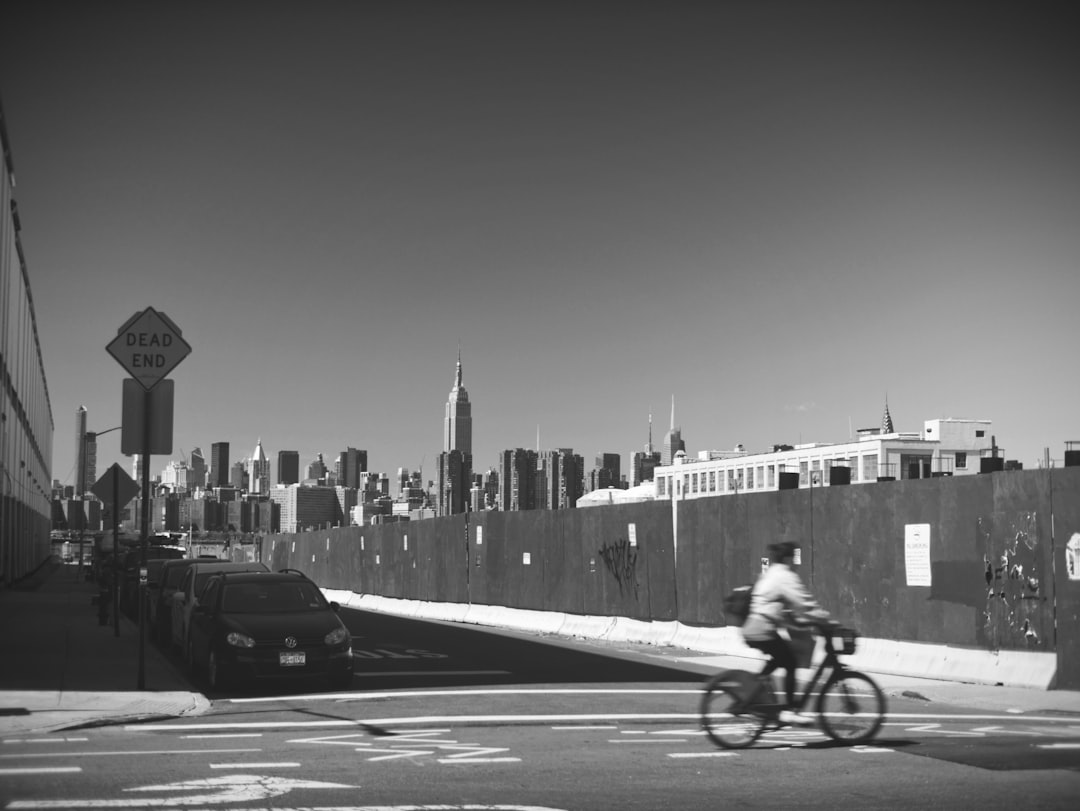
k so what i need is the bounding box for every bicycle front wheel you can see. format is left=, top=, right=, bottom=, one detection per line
left=816, top=670, right=886, bottom=743
left=700, top=671, right=766, bottom=749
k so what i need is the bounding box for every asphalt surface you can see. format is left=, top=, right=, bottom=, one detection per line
left=4, top=556, right=1080, bottom=737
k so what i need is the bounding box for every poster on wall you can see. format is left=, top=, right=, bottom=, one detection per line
left=905, top=523, right=932, bottom=586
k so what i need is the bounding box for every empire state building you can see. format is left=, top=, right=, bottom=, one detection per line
left=438, top=352, right=473, bottom=515
left=444, top=351, right=472, bottom=454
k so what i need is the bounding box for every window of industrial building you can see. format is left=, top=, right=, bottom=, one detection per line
left=976, top=430, right=985, bottom=437
left=863, top=455, right=878, bottom=480
left=657, top=477, right=667, bottom=496
left=799, top=461, right=809, bottom=486
left=955, top=452, right=967, bottom=469
left=692, top=473, right=698, bottom=493
left=767, top=465, right=775, bottom=488
left=747, top=467, right=755, bottom=489
left=708, top=471, right=716, bottom=491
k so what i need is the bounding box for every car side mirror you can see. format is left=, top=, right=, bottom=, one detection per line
left=330, top=601, right=341, bottom=612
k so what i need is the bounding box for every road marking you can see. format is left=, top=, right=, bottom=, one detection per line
left=852, top=745, right=895, bottom=753
left=550, top=725, right=617, bottom=730
left=6, top=774, right=358, bottom=808
left=609, top=739, right=688, bottom=744
left=0, top=767, right=82, bottom=775
left=1037, top=743, right=1080, bottom=749
left=437, top=758, right=521, bottom=764
left=11, top=807, right=566, bottom=811
left=134, top=713, right=702, bottom=732
left=3, top=739, right=89, bottom=745
left=0, top=749, right=261, bottom=760
left=208, top=763, right=300, bottom=769
left=668, top=752, right=738, bottom=758
left=181, top=734, right=263, bottom=739
left=227, top=688, right=700, bottom=704
left=352, top=671, right=512, bottom=678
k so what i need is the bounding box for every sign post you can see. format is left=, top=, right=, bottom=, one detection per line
left=107, top=307, right=190, bottom=688
left=92, top=463, right=140, bottom=638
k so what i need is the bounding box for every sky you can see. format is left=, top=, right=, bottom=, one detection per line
left=2, top=0, right=1078, bottom=489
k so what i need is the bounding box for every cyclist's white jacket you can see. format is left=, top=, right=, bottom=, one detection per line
left=742, top=562, right=829, bottom=642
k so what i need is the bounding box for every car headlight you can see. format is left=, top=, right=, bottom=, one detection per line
left=225, top=631, right=255, bottom=648
left=324, top=627, right=349, bottom=646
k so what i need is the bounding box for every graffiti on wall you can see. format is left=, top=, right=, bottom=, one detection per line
left=598, top=537, right=638, bottom=598
left=978, top=512, right=1044, bottom=650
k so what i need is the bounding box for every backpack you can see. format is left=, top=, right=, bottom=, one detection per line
left=723, top=584, right=754, bottom=626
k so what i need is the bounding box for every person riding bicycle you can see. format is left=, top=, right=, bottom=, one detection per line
left=741, top=540, right=831, bottom=726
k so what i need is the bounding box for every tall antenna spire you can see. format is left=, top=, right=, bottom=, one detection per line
left=670, top=395, right=676, bottom=431
left=536, top=424, right=540, bottom=453
left=882, top=394, right=895, bottom=434
left=647, top=410, right=653, bottom=453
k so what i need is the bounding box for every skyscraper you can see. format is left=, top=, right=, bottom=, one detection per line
left=438, top=351, right=473, bottom=515
left=189, top=447, right=207, bottom=490
left=336, top=448, right=367, bottom=489
left=278, top=450, right=300, bottom=485
left=75, top=406, right=88, bottom=495
left=498, top=448, right=537, bottom=511
left=249, top=438, right=270, bottom=494
left=210, top=442, right=230, bottom=488
left=662, top=396, right=685, bottom=466
left=444, top=350, right=472, bottom=455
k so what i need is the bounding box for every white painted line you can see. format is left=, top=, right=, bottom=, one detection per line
left=852, top=746, right=895, bottom=753
left=352, top=670, right=513, bottom=678
left=0, top=749, right=261, bottom=760
left=3, top=739, right=88, bottom=745
left=619, top=730, right=648, bottom=735
left=227, top=688, right=700, bottom=703
left=209, top=762, right=300, bottom=769
left=668, top=752, right=738, bottom=758
left=437, top=757, right=522, bottom=764
left=609, top=739, right=688, bottom=744
left=8, top=807, right=564, bottom=811
left=550, top=725, right=617, bottom=730
left=1037, top=743, right=1080, bottom=749
left=135, top=714, right=701, bottom=732
left=181, top=734, right=264, bottom=739
left=0, top=767, right=82, bottom=775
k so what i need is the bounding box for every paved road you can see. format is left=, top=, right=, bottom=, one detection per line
left=5, top=606, right=1078, bottom=810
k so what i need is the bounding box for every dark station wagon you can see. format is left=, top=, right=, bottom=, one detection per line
left=185, top=569, right=354, bottom=691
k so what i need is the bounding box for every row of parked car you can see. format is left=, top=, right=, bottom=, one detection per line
left=138, top=553, right=354, bottom=691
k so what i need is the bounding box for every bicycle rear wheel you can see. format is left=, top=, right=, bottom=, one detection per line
left=816, top=670, right=886, bottom=743
left=700, top=671, right=767, bottom=749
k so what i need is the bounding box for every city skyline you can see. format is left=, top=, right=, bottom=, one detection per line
left=3, top=2, right=1078, bottom=491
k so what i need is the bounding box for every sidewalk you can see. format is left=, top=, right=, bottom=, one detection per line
left=1, top=557, right=209, bottom=736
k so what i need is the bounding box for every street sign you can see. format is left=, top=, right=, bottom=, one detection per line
left=121, top=379, right=174, bottom=454
left=106, top=307, right=191, bottom=390
left=91, top=463, right=141, bottom=509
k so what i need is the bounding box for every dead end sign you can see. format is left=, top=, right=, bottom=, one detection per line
left=106, top=307, right=191, bottom=390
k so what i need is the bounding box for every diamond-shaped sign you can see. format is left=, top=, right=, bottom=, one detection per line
left=106, top=307, right=191, bottom=390
left=91, top=463, right=141, bottom=509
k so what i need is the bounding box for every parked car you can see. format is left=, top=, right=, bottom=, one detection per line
left=147, top=558, right=201, bottom=645
left=186, top=569, right=354, bottom=691
left=170, top=560, right=269, bottom=652
left=119, top=545, right=186, bottom=618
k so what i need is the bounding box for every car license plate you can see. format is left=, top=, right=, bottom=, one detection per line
left=279, top=651, right=306, bottom=667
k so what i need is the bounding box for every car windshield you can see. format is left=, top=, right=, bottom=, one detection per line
left=222, top=581, right=328, bottom=613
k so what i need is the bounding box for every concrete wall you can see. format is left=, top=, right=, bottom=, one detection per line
left=261, top=467, right=1080, bottom=688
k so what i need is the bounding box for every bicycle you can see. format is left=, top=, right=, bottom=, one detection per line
left=700, top=622, right=886, bottom=748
